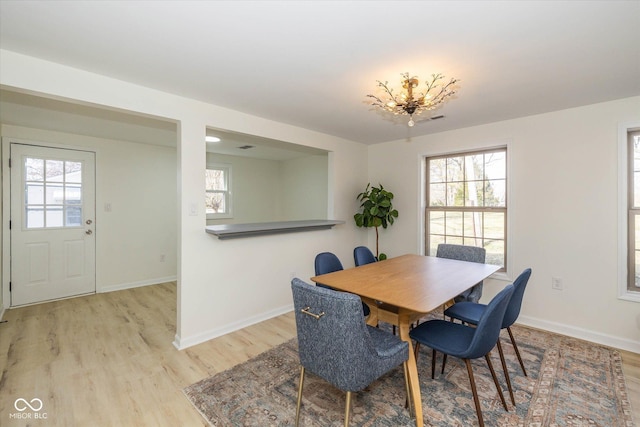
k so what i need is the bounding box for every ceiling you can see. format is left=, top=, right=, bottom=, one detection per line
left=0, top=1, right=639, bottom=146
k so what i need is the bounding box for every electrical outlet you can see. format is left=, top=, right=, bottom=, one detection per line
left=552, top=277, right=563, bottom=290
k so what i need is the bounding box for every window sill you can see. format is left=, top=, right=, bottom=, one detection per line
left=205, top=219, right=345, bottom=240
left=619, top=291, right=640, bottom=303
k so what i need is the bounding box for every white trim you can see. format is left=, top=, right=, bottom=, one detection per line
left=173, top=303, right=293, bottom=350
left=2, top=138, right=11, bottom=310
left=617, top=121, right=640, bottom=302
left=98, top=276, right=177, bottom=293
left=518, top=314, right=640, bottom=354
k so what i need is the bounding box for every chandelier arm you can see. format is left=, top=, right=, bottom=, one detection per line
left=423, top=78, right=458, bottom=106
left=377, top=81, right=403, bottom=104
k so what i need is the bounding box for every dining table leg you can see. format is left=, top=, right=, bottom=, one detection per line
left=361, top=299, right=423, bottom=427
left=398, top=310, right=423, bottom=427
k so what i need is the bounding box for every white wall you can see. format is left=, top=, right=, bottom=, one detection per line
left=367, top=97, right=640, bottom=352
left=281, top=154, right=328, bottom=220
left=0, top=50, right=369, bottom=348
left=0, top=124, right=178, bottom=292
left=206, top=153, right=283, bottom=224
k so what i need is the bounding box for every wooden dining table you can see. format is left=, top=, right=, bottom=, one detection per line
left=311, top=253, right=501, bottom=427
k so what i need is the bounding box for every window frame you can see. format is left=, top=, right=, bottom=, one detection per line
left=206, top=163, right=232, bottom=220
left=620, top=123, right=640, bottom=302
left=23, top=155, right=85, bottom=230
left=424, top=146, right=508, bottom=273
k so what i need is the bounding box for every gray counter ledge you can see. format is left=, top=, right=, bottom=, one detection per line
left=206, top=219, right=345, bottom=240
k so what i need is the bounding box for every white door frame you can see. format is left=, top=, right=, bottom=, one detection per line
left=1, top=137, right=98, bottom=309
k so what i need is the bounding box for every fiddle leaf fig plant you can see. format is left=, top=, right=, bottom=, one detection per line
left=354, top=183, right=398, bottom=260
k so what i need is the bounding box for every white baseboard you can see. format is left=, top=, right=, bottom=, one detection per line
left=173, top=304, right=294, bottom=350
left=99, top=276, right=177, bottom=293
left=518, top=314, right=640, bottom=354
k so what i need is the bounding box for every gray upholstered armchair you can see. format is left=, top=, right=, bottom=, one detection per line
left=436, top=243, right=486, bottom=303
left=291, top=278, right=410, bottom=427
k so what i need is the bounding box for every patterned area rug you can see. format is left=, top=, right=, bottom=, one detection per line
left=184, top=322, right=635, bottom=427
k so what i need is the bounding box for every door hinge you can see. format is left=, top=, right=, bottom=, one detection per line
left=9, top=282, right=11, bottom=292
left=8, top=158, right=11, bottom=168
left=8, top=220, right=11, bottom=230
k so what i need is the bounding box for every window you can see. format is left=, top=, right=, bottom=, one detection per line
left=425, top=148, right=507, bottom=269
left=24, top=156, right=83, bottom=228
left=206, top=164, right=232, bottom=219
left=626, top=130, right=640, bottom=296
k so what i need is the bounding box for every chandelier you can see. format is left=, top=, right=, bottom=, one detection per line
left=367, top=72, right=459, bottom=127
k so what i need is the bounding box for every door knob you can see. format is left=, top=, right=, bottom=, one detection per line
left=86, top=219, right=93, bottom=225
left=85, top=229, right=93, bottom=235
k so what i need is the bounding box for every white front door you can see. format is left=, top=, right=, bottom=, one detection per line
left=10, top=143, right=96, bottom=306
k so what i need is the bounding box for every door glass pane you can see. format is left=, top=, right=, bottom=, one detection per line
left=46, top=207, right=64, bottom=227
left=46, top=183, right=64, bottom=205
left=26, top=207, right=44, bottom=229
left=65, top=184, right=82, bottom=203
left=46, top=160, right=64, bottom=182
left=66, top=206, right=82, bottom=226
left=26, top=158, right=44, bottom=181
left=65, top=161, right=82, bottom=183
left=26, top=184, right=44, bottom=204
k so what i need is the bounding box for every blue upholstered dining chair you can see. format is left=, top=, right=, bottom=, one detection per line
left=291, top=278, right=410, bottom=427
left=445, top=268, right=533, bottom=379
left=353, top=246, right=377, bottom=266
left=409, top=284, right=515, bottom=427
left=436, top=243, right=486, bottom=303
left=314, top=252, right=370, bottom=316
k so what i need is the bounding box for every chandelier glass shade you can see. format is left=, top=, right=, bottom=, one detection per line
left=367, top=72, right=459, bottom=126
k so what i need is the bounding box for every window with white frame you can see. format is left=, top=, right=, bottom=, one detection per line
left=425, top=148, right=507, bottom=270
left=206, top=164, right=232, bottom=219
left=626, top=130, right=640, bottom=296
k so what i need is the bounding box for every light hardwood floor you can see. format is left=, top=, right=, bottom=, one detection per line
left=0, top=282, right=638, bottom=426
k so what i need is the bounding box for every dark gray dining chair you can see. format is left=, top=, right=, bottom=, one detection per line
left=291, top=278, right=410, bottom=427
left=436, top=243, right=486, bottom=303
